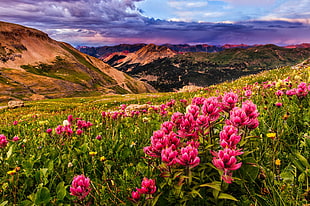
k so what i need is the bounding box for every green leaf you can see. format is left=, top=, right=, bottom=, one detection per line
left=34, top=187, right=51, bottom=205
left=200, top=181, right=222, bottom=191
left=190, top=189, right=203, bottom=199
left=151, top=192, right=162, bottom=206
left=0, top=201, right=8, bottom=206
left=6, top=144, right=14, bottom=160
left=56, top=181, right=67, bottom=200
left=295, top=152, right=310, bottom=168
left=218, top=193, right=238, bottom=201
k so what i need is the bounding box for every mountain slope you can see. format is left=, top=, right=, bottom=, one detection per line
left=0, top=21, right=156, bottom=101
left=109, top=44, right=177, bottom=71
left=119, top=44, right=310, bottom=91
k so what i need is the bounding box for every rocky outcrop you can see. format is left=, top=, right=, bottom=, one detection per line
left=8, top=100, right=24, bottom=109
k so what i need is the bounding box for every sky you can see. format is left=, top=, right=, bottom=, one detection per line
left=0, top=0, right=309, bottom=46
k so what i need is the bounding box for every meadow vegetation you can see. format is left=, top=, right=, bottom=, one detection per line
left=0, top=65, right=309, bottom=205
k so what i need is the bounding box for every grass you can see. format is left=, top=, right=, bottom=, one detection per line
left=0, top=64, right=309, bottom=205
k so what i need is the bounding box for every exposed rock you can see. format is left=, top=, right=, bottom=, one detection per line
left=8, top=100, right=24, bottom=109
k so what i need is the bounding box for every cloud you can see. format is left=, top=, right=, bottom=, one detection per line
left=0, top=0, right=309, bottom=46
left=212, top=0, right=276, bottom=6
left=168, top=1, right=208, bottom=9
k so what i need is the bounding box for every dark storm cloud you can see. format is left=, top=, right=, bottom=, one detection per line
left=0, top=0, right=309, bottom=46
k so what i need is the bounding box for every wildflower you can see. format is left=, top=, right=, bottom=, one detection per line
left=161, top=146, right=178, bottom=166
left=137, top=178, right=156, bottom=195
left=275, top=159, right=281, bottom=166
left=12, top=136, right=20, bottom=142
left=227, top=107, right=249, bottom=127
left=46, top=128, right=53, bottom=134
left=0, top=134, right=9, bottom=148
left=67, top=115, right=74, bottom=123
left=89, top=152, right=97, bottom=156
left=100, top=156, right=106, bottom=162
left=76, top=129, right=83, bottom=135
left=130, top=141, right=136, bottom=147
left=275, top=102, right=283, bottom=107
left=211, top=148, right=243, bottom=183
left=96, top=135, right=102, bottom=140
left=176, top=145, right=200, bottom=168
left=275, top=90, right=284, bottom=96
left=70, top=174, right=92, bottom=200
left=202, top=97, right=221, bottom=121
left=219, top=125, right=241, bottom=149
left=131, top=190, right=141, bottom=202
left=7, top=169, right=17, bottom=175
left=13, top=121, right=18, bottom=125
left=63, top=120, right=70, bottom=126
left=244, top=90, right=252, bottom=97
left=68, top=162, right=73, bottom=168
left=222, top=92, right=238, bottom=112
left=267, top=133, right=277, bottom=140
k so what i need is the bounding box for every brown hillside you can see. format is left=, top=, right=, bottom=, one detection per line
left=0, top=21, right=156, bottom=102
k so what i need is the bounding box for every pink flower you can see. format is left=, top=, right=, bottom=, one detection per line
left=70, top=175, right=92, bottom=200
left=12, top=136, right=20, bottom=142
left=242, top=100, right=259, bottom=119
left=211, top=148, right=243, bottom=183
left=131, top=190, right=141, bottom=202
left=275, top=90, right=284, bottom=96
left=228, top=107, right=249, bottom=127
left=244, top=90, right=252, bottom=97
left=0, top=134, right=9, bottom=148
left=161, top=146, right=178, bottom=166
left=286, top=88, right=296, bottom=96
left=46, top=128, right=52, bottom=134
left=161, top=121, right=175, bottom=134
left=137, top=178, right=156, bottom=195
left=191, top=97, right=206, bottom=106
left=176, top=145, right=200, bottom=168
left=222, top=92, right=238, bottom=112
left=219, top=125, right=241, bottom=149
left=275, top=102, right=283, bottom=107
left=13, top=121, right=18, bottom=126
left=201, top=97, right=221, bottom=121
left=96, top=135, right=102, bottom=140
left=76, top=129, right=83, bottom=135
left=67, top=115, right=74, bottom=123
left=296, top=82, right=308, bottom=98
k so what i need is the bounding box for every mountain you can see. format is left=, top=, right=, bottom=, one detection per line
left=0, top=21, right=156, bottom=102
left=284, top=43, right=310, bottom=48
left=115, top=44, right=310, bottom=92
left=103, top=44, right=177, bottom=71
left=78, top=43, right=254, bottom=58
left=77, top=44, right=146, bottom=58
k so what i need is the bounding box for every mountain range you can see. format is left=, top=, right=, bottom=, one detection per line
left=79, top=43, right=310, bottom=92
left=0, top=21, right=155, bottom=102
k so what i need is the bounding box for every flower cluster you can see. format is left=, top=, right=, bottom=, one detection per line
left=70, top=174, right=92, bottom=200
left=0, top=134, right=9, bottom=148
left=131, top=177, right=156, bottom=202
left=143, top=92, right=259, bottom=184
left=53, top=115, right=93, bottom=137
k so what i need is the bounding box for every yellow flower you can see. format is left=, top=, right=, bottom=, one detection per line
left=267, top=133, right=277, bottom=139
left=275, top=159, right=281, bottom=166
left=100, top=156, right=106, bottom=162
left=89, top=152, right=97, bottom=156
left=130, top=141, right=136, bottom=147
left=7, top=169, right=17, bottom=175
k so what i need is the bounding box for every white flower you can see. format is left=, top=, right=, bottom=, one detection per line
left=63, top=120, right=70, bottom=126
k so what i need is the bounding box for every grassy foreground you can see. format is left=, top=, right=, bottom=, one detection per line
left=0, top=65, right=309, bottom=205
